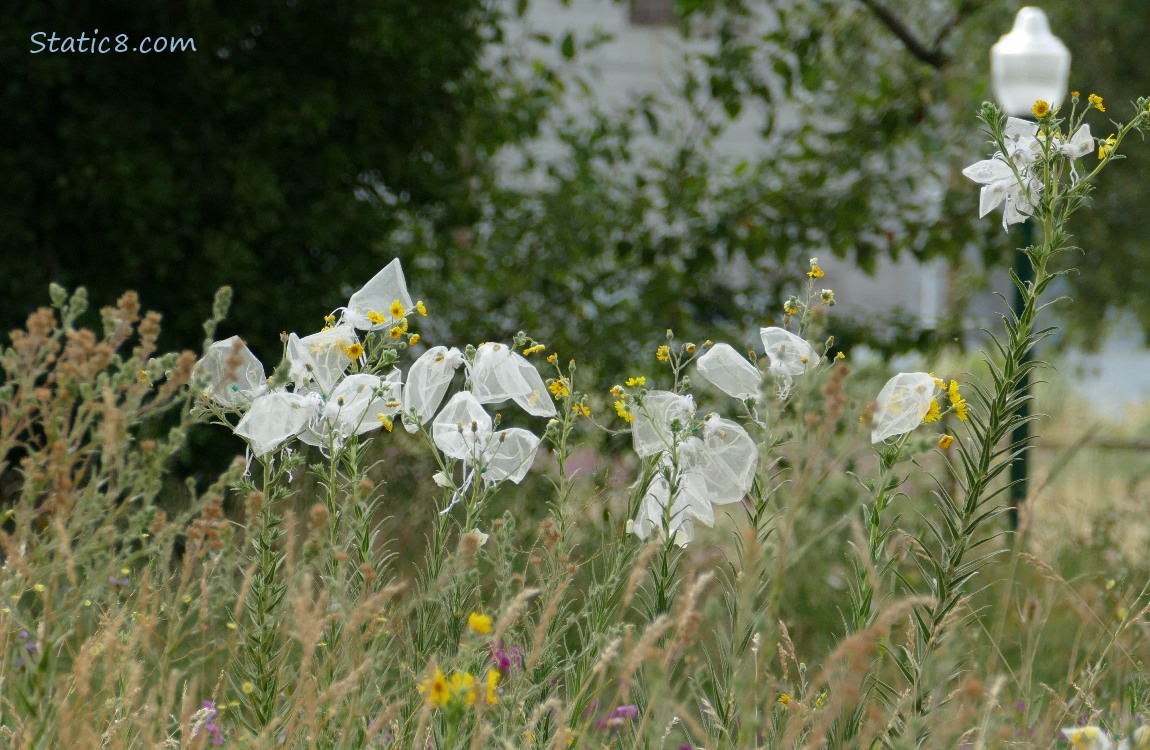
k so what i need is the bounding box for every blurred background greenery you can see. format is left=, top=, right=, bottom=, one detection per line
left=3, top=0, right=1148, bottom=370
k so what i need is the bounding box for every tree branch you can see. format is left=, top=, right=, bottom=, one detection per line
left=930, top=0, right=989, bottom=53
left=857, top=0, right=948, bottom=70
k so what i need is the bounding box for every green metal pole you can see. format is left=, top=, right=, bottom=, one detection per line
left=1008, top=218, right=1034, bottom=531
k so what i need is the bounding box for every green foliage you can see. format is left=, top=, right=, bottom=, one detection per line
left=0, top=0, right=544, bottom=360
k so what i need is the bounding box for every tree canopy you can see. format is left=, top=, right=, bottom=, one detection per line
left=4, top=0, right=1148, bottom=374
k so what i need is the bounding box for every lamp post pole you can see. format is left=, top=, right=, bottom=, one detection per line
left=989, top=7, right=1070, bottom=530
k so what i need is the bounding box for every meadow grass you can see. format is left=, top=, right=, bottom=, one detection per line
left=4, top=100, right=1150, bottom=749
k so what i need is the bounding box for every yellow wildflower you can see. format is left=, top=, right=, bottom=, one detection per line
left=388, top=326, right=404, bottom=340
left=346, top=342, right=365, bottom=360
left=419, top=667, right=449, bottom=708
left=1099, top=134, right=1117, bottom=160
left=241, top=682, right=255, bottom=695
left=1062, top=726, right=1110, bottom=749
left=1071, top=90, right=1080, bottom=98
left=415, top=300, right=428, bottom=316
left=938, top=434, right=954, bottom=450
left=484, top=669, right=500, bottom=705
left=783, top=299, right=800, bottom=316
left=836, top=351, right=846, bottom=360
left=522, top=344, right=546, bottom=356
left=389, top=299, right=405, bottom=319
left=922, top=398, right=942, bottom=424
left=656, top=345, right=670, bottom=362
left=323, top=313, right=336, bottom=330
left=547, top=352, right=558, bottom=364
left=807, top=257, right=824, bottom=278
left=367, top=310, right=387, bottom=325
left=930, top=373, right=945, bottom=389
left=136, top=369, right=150, bottom=385
left=614, top=400, right=635, bottom=423
left=777, top=693, right=791, bottom=705
left=685, top=343, right=696, bottom=354
left=949, top=380, right=969, bottom=421
left=610, top=385, right=624, bottom=398
left=376, top=413, right=394, bottom=432
left=820, top=289, right=835, bottom=304
left=548, top=379, right=570, bottom=397
left=1088, top=93, right=1105, bottom=112
left=625, top=376, right=646, bottom=387
left=408, top=333, right=421, bottom=346
left=449, top=672, right=477, bottom=706
left=468, top=611, right=493, bottom=635
left=574, top=402, right=591, bottom=418
left=1031, top=99, right=1050, bottom=118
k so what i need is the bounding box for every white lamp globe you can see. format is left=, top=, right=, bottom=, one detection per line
left=990, top=7, right=1071, bottom=116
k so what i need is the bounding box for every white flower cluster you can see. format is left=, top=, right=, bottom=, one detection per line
left=193, top=260, right=553, bottom=489
left=962, top=116, right=1094, bottom=230
left=627, top=327, right=822, bottom=545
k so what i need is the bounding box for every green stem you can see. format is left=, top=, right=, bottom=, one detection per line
left=241, top=456, right=287, bottom=731
left=900, top=235, right=1052, bottom=730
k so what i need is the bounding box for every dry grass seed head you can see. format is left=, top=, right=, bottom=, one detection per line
left=778, top=619, right=798, bottom=685
left=527, top=575, right=571, bottom=670
left=618, top=614, right=673, bottom=698
left=591, top=635, right=622, bottom=677
left=801, top=597, right=934, bottom=748
left=623, top=536, right=662, bottom=610
left=458, top=528, right=486, bottom=567
left=493, top=587, right=542, bottom=647
left=345, top=581, right=406, bottom=633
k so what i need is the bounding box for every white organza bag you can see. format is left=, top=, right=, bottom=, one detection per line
left=402, top=346, right=464, bottom=432
left=299, top=370, right=402, bottom=447
left=870, top=372, right=938, bottom=443
left=342, top=258, right=414, bottom=331
left=469, top=343, right=556, bottom=418
left=698, top=416, right=758, bottom=505
left=759, top=327, right=820, bottom=377
left=286, top=324, right=358, bottom=394
left=234, top=390, right=315, bottom=456
left=479, top=428, right=541, bottom=484
left=194, top=335, right=266, bottom=408
left=695, top=343, right=761, bottom=400
left=432, top=391, right=492, bottom=461
left=630, top=391, right=695, bottom=458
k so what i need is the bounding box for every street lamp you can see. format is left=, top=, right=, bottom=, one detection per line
left=988, top=7, right=1070, bottom=530
left=991, top=7, right=1071, bottom=116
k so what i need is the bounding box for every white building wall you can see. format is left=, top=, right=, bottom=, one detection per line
left=503, top=0, right=953, bottom=328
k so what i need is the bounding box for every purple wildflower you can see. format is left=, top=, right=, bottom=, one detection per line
left=194, top=700, right=224, bottom=746
left=490, top=643, right=522, bottom=676
left=595, top=704, right=640, bottom=730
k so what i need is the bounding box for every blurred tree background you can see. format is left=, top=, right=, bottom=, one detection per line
left=1, top=0, right=560, bottom=361
left=3, top=0, right=1147, bottom=376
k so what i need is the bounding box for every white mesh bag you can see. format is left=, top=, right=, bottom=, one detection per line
left=343, top=258, right=414, bottom=331
left=194, top=335, right=266, bottom=408
left=234, top=390, right=315, bottom=456
left=695, top=343, right=762, bottom=400
left=402, top=346, right=464, bottom=432
left=630, top=391, right=695, bottom=458
left=759, top=327, right=820, bottom=377
left=286, top=324, right=358, bottom=395
left=870, top=372, right=938, bottom=443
